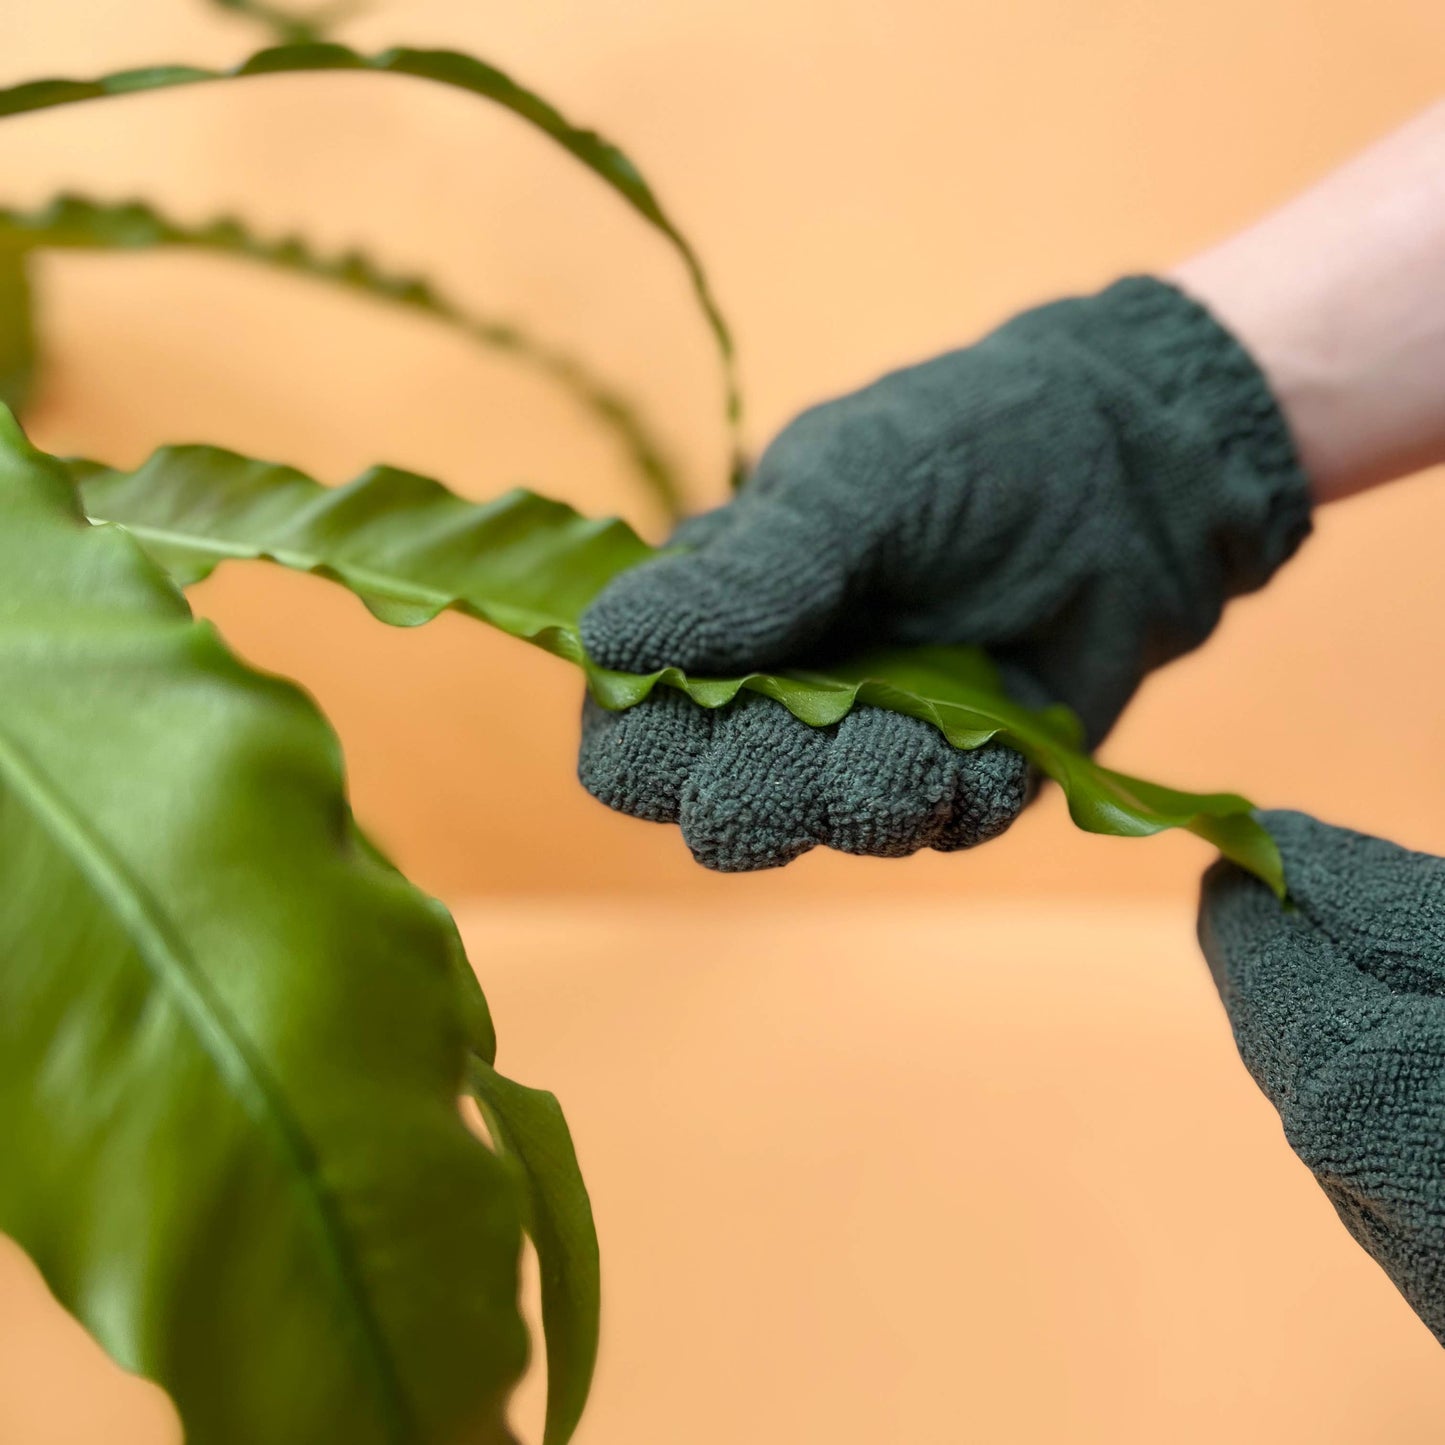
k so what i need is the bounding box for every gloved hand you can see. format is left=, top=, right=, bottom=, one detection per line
left=1200, top=811, right=1445, bottom=1342
left=579, top=276, right=1312, bottom=870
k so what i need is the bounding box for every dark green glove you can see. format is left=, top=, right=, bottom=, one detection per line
left=580, top=276, right=1312, bottom=870
left=1200, top=811, right=1445, bottom=1342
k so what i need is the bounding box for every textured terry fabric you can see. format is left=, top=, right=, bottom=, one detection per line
left=1200, top=812, right=1445, bottom=1343
left=579, top=276, right=1313, bottom=871
left=579, top=692, right=1027, bottom=872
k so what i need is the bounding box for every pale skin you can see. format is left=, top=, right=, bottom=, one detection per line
left=1173, top=99, right=1445, bottom=502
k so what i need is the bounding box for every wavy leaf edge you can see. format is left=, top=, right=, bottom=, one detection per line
left=72, top=441, right=1286, bottom=897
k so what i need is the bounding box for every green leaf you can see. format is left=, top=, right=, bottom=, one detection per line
left=0, top=193, right=685, bottom=520
left=0, top=237, right=34, bottom=411
left=0, top=41, right=743, bottom=488
left=0, top=408, right=533, bottom=1444
left=73, top=442, right=1287, bottom=896
left=470, top=1060, right=600, bottom=1445
left=205, top=0, right=365, bottom=46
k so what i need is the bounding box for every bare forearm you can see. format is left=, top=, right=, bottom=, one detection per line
left=1172, top=101, right=1445, bottom=503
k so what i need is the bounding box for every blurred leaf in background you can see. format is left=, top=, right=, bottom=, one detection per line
left=0, top=237, right=35, bottom=412
left=0, top=40, right=744, bottom=492
left=0, top=194, right=686, bottom=520
left=206, top=0, right=369, bottom=46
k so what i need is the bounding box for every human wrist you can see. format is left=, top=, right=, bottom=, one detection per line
left=1171, top=100, right=1445, bottom=503
left=1170, top=247, right=1350, bottom=503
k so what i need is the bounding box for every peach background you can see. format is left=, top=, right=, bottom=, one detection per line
left=1, top=0, right=1443, bottom=1440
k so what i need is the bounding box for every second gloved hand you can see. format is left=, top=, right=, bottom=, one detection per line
left=580, top=277, right=1312, bottom=871
left=1200, top=812, right=1445, bottom=1342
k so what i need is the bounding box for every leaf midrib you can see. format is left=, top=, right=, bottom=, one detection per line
left=99, top=516, right=582, bottom=634
left=0, top=712, right=414, bottom=1441
left=98, top=519, right=453, bottom=609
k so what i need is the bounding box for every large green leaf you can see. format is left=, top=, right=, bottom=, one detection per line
left=0, top=193, right=684, bottom=520
left=73, top=443, right=1287, bottom=895
left=0, top=236, right=34, bottom=411
left=0, top=407, right=535, bottom=1444
left=470, top=1059, right=600, bottom=1445
left=0, top=41, right=743, bottom=486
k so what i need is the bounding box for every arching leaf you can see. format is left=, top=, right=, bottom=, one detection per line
left=0, top=41, right=744, bottom=488
left=0, top=193, right=684, bottom=520
left=73, top=442, right=1287, bottom=896
left=0, top=407, right=533, bottom=1444
left=205, top=0, right=363, bottom=46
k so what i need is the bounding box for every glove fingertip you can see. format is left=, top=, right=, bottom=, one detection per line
left=583, top=497, right=848, bottom=675
left=577, top=690, right=713, bottom=823
left=678, top=694, right=826, bottom=872
left=580, top=557, right=723, bottom=674
left=937, top=743, right=1030, bottom=851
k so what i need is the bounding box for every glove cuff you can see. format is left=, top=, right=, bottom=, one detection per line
left=1085, top=274, right=1314, bottom=597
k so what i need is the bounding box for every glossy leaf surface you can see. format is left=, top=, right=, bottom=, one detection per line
left=0, top=410, right=532, bottom=1444
left=75, top=443, right=1286, bottom=894
left=0, top=41, right=742, bottom=486
left=0, top=194, right=683, bottom=519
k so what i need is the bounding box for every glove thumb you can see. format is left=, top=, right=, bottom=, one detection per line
left=580, top=495, right=848, bottom=674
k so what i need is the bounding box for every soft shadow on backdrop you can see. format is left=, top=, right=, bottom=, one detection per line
left=1, top=1, right=1442, bottom=1441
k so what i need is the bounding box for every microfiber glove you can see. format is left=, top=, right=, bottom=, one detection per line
left=1200, top=812, right=1445, bottom=1341
left=580, top=276, right=1312, bottom=871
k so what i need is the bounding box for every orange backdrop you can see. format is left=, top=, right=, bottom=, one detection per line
left=1, top=1, right=1443, bottom=1441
